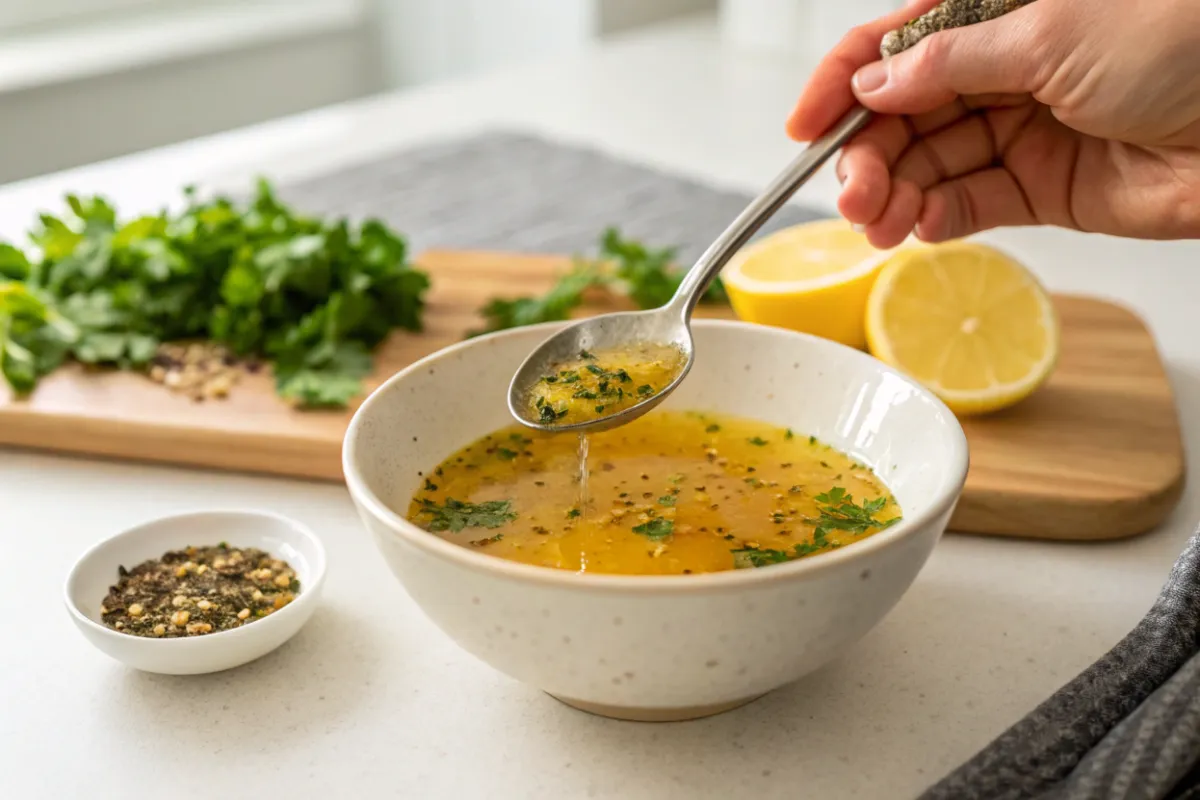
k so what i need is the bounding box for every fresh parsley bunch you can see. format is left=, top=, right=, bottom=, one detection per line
left=0, top=180, right=430, bottom=407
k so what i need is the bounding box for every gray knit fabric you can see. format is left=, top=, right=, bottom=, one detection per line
left=274, top=131, right=825, bottom=262
left=276, top=132, right=1200, bottom=800
left=920, top=527, right=1200, bottom=800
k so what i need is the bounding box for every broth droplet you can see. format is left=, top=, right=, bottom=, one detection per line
left=578, top=432, right=590, bottom=509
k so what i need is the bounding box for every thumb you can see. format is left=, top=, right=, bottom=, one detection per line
left=851, top=5, right=1056, bottom=115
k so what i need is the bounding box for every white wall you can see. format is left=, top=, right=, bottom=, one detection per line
left=373, top=0, right=717, bottom=89
left=0, top=0, right=716, bottom=184
left=0, top=27, right=376, bottom=184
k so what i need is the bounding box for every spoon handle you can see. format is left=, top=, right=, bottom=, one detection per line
left=670, top=104, right=874, bottom=320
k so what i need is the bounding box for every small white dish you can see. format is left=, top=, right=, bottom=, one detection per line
left=64, top=510, right=326, bottom=675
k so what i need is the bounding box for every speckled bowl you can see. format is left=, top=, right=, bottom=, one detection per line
left=343, top=320, right=968, bottom=721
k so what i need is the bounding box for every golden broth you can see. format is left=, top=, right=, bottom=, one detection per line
left=527, top=344, right=685, bottom=425
left=406, top=411, right=901, bottom=576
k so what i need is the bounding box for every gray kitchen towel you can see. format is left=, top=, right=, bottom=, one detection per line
left=919, top=526, right=1200, bottom=800
left=275, top=130, right=1199, bottom=800
left=274, top=130, right=826, bottom=262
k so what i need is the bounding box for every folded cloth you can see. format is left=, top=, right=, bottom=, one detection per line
left=920, top=526, right=1200, bottom=800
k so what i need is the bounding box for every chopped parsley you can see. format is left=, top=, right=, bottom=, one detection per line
left=731, top=548, right=793, bottom=569
left=785, top=429, right=794, bottom=440
left=423, top=478, right=438, bottom=491
left=566, top=508, right=581, bottom=519
left=416, top=498, right=517, bottom=533
left=637, top=384, right=653, bottom=396
left=578, top=349, right=596, bottom=360
left=731, top=487, right=897, bottom=569
left=705, top=423, right=720, bottom=433
left=812, top=487, right=899, bottom=538
left=632, top=518, right=674, bottom=540
left=496, top=447, right=518, bottom=461
left=747, top=436, right=768, bottom=446
left=658, top=495, right=677, bottom=507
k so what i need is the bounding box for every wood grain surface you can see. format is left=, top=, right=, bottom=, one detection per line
left=0, top=249, right=1184, bottom=541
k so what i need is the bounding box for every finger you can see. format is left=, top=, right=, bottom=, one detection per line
left=915, top=169, right=1037, bottom=242
left=850, top=3, right=1058, bottom=117
left=786, top=0, right=944, bottom=141
left=865, top=180, right=923, bottom=249
left=836, top=116, right=912, bottom=224
left=893, top=113, right=998, bottom=190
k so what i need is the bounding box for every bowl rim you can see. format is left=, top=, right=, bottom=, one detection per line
left=343, top=319, right=969, bottom=595
left=63, top=508, right=327, bottom=645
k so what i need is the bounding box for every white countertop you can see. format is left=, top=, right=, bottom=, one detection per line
left=3, top=15, right=1198, bottom=800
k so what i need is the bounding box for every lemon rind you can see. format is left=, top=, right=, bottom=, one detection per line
left=722, top=227, right=923, bottom=296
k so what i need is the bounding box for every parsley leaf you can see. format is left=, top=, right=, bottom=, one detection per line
left=731, top=548, right=792, bottom=569
left=469, top=227, right=728, bottom=335
left=747, top=436, right=769, bottom=446
left=416, top=498, right=517, bottom=533
left=732, top=489, right=897, bottom=569
left=632, top=518, right=674, bottom=540
left=812, top=487, right=900, bottom=538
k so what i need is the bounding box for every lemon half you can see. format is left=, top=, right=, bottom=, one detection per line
left=722, top=218, right=915, bottom=348
left=865, top=241, right=1060, bottom=415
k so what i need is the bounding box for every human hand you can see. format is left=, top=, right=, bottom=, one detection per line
left=786, top=0, right=1200, bottom=247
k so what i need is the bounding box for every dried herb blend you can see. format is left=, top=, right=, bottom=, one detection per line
left=100, top=544, right=300, bottom=638
left=881, top=0, right=1037, bottom=57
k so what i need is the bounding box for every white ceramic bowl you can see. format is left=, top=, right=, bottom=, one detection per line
left=65, top=510, right=326, bottom=675
left=344, top=320, right=968, bottom=721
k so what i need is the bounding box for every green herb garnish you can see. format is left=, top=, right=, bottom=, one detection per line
left=658, top=495, right=677, bottom=507
left=705, top=423, right=720, bottom=433
left=496, top=447, right=518, bottom=461
left=566, top=508, right=581, bottom=519
left=747, top=436, right=768, bottom=446
left=578, top=349, right=595, bottom=360
left=632, top=518, right=674, bottom=540
left=785, top=429, right=794, bottom=440
left=637, top=384, right=653, bottom=396
left=812, top=487, right=899, bottom=538
left=423, top=478, right=438, bottom=491
left=468, top=228, right=728, bottom=335
left=416, top=498, right=516, bottom=533
left=731, top=547, right=793, bottom=569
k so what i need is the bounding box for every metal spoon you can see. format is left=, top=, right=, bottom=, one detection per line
left=508, top=105, right=874, bottom=434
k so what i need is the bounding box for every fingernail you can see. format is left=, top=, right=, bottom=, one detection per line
left=853, top=61, right=888, bottom=94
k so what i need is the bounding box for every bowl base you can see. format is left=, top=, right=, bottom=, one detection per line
left=548, top=692, right=766, bottom=722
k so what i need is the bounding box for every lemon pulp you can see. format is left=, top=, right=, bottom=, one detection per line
left=865, top=241, right=1059, bottom=415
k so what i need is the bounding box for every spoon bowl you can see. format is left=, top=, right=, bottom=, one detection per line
left=508, top=105, right=874, bottom=434
left=507, top=307, right=694, bottom=434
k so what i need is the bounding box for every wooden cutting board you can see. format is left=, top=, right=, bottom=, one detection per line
left=0, top=250, right=1185, bottom=541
